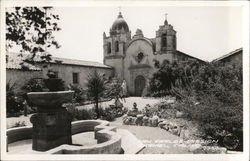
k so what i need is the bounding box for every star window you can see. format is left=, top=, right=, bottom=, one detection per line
left=137, top=52, right=144, bottom=63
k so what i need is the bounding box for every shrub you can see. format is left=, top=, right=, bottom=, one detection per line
left=149, top=59, right=243, bottom=150
left=75, top=108, right=97, bottom=120
left=140, top=101, right=177, bottom=119
left=22, top=78, right=45, bottom=92
left=99, top=105, right=127, bottom=121
left=149, top=59, right=202, bottom=96
left=99, top=107, right=117, bottom=121
left=173, top=94, right=243, bottom=150
left=69, top=84, right=86, bottom=103
left=66, top=104, right=97, bottom=120
left=6, top=82, right=24, bottom=117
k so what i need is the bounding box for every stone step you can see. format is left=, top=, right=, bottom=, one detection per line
left=117, top=129, right=145, bottom=154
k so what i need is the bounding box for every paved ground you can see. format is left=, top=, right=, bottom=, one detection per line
left=110, top=117, right=191, bottom=154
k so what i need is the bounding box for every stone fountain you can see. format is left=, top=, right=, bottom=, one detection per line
left=27, top=71, right=74, bottom=151
left=7, top=71, right=145, bottom=154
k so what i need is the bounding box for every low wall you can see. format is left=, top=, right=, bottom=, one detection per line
left=7, top=126, right=32, bottom=144
left=7, top=120, right=122, bottom=154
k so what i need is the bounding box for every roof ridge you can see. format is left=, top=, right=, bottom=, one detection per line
left=51, top=56, right=103, bottom=64
left=6, top=52, right=112, bottom=69
left=213, top=47, right=243, bottom=62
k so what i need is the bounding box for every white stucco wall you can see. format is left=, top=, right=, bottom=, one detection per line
left=123, top=38, right=177, bottom=95
left=6, top=64, right=113, bottom=95
left=42, top=64, right=113, bottom=90
left=6, top=69, right=43, bottom=94
left=104, top=59, right=123, bottom=79
left=124, top=39, right=154, bottom=94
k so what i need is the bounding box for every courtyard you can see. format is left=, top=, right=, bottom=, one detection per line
left=3, top=4, right=245, bottom=159
left=7, top=97, right=192, bottom=154
left=6, top=97, right=233, bottom=154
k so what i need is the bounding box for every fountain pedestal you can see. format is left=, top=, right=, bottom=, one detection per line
left=28, top=91, right=74, bottom=151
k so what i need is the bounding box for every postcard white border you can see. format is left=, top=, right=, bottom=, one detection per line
left=0, top=1, right=249, bottom=161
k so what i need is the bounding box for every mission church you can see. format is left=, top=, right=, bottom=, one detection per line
left=103, top=12, right=203, bottom=96
left=6, top=12, right=204, bottom=96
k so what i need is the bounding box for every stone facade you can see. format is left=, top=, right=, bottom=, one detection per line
left=103, top=12, right=204, bottom=96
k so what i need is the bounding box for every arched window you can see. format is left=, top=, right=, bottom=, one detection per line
left=107, top=42, right=111, bottom=54
left=115, top=41, right=119, bottom=52
left=161, top=34, right=167, bottom=48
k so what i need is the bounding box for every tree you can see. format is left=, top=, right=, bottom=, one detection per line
left=86, top=70, right=106, bottom=118
left=105, top=77, right=125, bottom=107
left=6, top=7, right=61, bottom=63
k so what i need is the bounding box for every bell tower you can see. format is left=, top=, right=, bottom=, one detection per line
left=155, top=14, right=176, bottom=54
left=103, top=12, right=131, bottom=79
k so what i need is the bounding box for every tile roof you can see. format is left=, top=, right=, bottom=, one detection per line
left=176, top=50, right=206, bottom=63
left=6, top=53, right=112, bottom=70
left=213, top=48, right=243, bottom=62
left=50, top=57, right=112, bottom=69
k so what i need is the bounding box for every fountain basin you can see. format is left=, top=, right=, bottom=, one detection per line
left=7, top=120, right=122, bottom=154
left=27, top=91, right=74, bottom=108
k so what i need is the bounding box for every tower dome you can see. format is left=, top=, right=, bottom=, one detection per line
left=111, top=12, right=129, bottom=32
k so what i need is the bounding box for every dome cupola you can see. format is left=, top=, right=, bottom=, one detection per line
left=111, top=12, right=129, bottom=32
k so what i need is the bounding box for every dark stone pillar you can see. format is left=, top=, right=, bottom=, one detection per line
left=30, top=109, right=72, bottom=151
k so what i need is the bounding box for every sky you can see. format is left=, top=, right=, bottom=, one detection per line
left=12, top=5, right=243, bottom=63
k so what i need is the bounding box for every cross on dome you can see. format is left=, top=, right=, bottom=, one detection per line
left=164, top=13, right=168, bottom=25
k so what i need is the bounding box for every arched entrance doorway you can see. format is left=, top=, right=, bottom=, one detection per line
left=134, top=75, right=146, bottom=96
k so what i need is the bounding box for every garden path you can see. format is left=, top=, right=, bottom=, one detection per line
left=110, top=117, right=192, bottom=154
